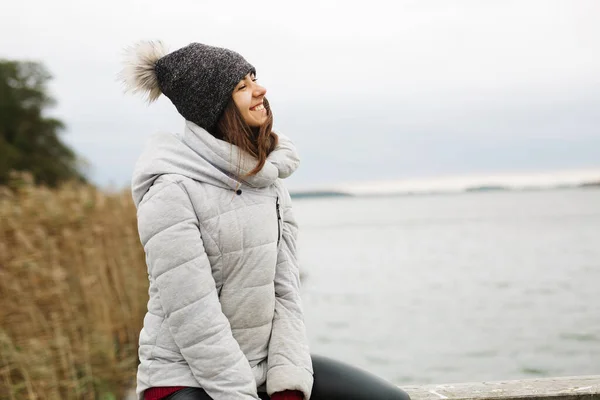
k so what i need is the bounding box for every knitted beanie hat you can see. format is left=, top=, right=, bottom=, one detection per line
left=120, top=41, right=255, bottom=131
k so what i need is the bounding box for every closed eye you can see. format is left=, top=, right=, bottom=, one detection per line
left=237, top=75, right=257, bottom=90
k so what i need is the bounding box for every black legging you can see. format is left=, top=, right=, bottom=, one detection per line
left=164, top=354, right=411, bottom=400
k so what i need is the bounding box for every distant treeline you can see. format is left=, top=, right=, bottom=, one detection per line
left=0, top=60, right=87, bottom=187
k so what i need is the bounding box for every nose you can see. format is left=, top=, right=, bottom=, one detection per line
left=253, top=83, right=267, bottom=98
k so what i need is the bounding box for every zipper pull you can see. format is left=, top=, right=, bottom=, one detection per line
left=276, top=197, right=281, bottom=219
left=276, top=197, right=281, bottom=246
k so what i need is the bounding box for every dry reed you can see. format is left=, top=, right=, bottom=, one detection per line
left=0, top=173, right=148, bottom=399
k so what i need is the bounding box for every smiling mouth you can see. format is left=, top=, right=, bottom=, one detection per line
left=250, top=103, right=265, bottom=111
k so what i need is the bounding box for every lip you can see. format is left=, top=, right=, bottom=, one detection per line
left=250, top=102, right=264, bottom=111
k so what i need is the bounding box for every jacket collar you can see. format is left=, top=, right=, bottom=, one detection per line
left=183, top=121, right=300, bottom=190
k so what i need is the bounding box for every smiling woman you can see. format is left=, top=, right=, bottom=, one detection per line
left=232, top=73, right=268, bottom=127
left=215, top=74, right=277, bottom=177
left=119, top=40, right=411, bottom=400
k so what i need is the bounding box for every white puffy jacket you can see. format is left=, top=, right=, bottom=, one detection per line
left=131, top=121, right=313, bottom=400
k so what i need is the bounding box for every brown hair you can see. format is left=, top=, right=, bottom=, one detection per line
left=214, top=97, right=278, bottom=177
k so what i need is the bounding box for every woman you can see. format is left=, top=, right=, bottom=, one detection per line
left=122, top=41, right=411, bottom=400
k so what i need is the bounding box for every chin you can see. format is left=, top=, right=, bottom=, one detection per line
left=251, top=119, right=267, bottom=128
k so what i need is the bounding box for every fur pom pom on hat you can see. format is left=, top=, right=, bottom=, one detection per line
left=119, top=41, right=255, bottom=131
left=120, top=40, right=168, bottom=103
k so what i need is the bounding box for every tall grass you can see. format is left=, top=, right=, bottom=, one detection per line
left=0, top=173, right=148, bottom=399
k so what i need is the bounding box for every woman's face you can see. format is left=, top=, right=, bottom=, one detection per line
left=232, top=73, right=268, bottom=127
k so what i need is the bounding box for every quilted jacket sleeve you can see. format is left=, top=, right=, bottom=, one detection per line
left=137, top=179, right=259, bottom=400
left=266, top=184, right=314, bottom=400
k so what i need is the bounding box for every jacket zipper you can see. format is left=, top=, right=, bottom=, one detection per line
left=276, top=197, right=281, bottom=246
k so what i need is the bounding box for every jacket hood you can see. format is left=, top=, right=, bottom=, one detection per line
left=131, top=120, right=300, bottom=208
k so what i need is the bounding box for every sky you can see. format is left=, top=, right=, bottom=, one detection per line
left=2, top=0, right=599, bottom=190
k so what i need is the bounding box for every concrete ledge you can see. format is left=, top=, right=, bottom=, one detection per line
left=401, top=375, right=600, bottom=400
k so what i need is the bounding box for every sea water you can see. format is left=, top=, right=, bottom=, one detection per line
left=294, top=188, right=600, bottom=385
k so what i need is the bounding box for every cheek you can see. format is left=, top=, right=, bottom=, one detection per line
left=232, top=92, right=248, bottom=111
left=243, top=93, right=254, bottom=109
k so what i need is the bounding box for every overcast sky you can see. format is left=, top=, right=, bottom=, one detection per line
left=2, top=0, right=599, bottom=190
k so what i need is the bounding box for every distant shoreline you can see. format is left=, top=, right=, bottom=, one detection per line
left=290, top=191, right=353, bottom=199
left=290, top=180, right=600, bottom=199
